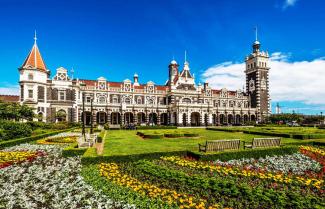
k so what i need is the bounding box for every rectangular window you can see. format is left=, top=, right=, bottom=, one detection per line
left=28, top=89, right=33, bottom=98
left=59, top=91, right=65, bottom=101
left=86, top=96, right=91, bottom=103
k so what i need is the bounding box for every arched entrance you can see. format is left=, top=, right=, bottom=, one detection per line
left=149, top=113, right=157, bottom=125
left=212, top=114, right=217, bottom=125
left=228, top=114, right=233, bottom=124
left=124, top=112, right=134, bottom=124
left=219, top=114, right=225, bottom=125
left=182, top=113, right=187, bottom=126
left=204, top=114, right=208, bottom=126
left=38, top=112, right=43, bottom=122
left=160, top=113, right=168, bottom=125
left=111, top=112, right=121, bottom=125
left=251, top=115, right=256, bottom=122
left=191, top=112, right=200, bottom=126
left=96, top=112, right=107, bottom=124
left=244, top=115, right=249, bottom=124
left=137, top=112, right=145, bottom=125
left=235, top=114, right=241, bottom=125
left=81, top=111, right=92, bottom=125
left=56, top=109, right=67, bottom=122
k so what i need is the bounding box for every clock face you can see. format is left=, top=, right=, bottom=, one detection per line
left=249, top=79, right=255, bottom=92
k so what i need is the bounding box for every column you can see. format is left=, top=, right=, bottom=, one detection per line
left=157, top=112, right=161, bottom=125
left=107, top=112, right=111, bottom=124
left=133, top=112, right=138, bottom=125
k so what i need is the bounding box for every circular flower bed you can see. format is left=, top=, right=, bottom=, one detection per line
left=0, top=144, right=134, bottom=209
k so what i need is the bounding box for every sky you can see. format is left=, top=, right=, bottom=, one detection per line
left=0, top=0, right=324, bottom=114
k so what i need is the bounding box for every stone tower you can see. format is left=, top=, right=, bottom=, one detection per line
left=245, top=29, right=270, bottom=122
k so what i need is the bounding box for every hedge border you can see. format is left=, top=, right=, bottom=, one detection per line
left=187, top=146, right=300, bottom=161
left=136, top=126, right=177, bottom=130
left=0, top=128, right=75, bottom=149
left=62, top=143, right=88, bottom=157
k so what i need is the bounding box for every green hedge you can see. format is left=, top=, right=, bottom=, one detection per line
left=81, top=150, right=188, bottom=165
left=0, top=128, right=75, bottom=149
left=136, top=126, right=177, bottom=130
left=164, top=133, right=184, bottom=138
left=188, top=146, right=299, bottom=161
left=206, top=127, right=242, bottom=133
left=143, top=134, right=164, bottom=139
left=292, top=134, right=325, bottom=139
left=62, top=143, right=87, bottom=157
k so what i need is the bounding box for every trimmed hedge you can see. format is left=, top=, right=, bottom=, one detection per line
left=188, top=146, right=299, bottom=161
left=0, top=128, right=75, bottom=149
left=292, top=134, right=325, bottom=139
left=81, top=150, right=188, bottom=165
left=164, top=133, right=184, bottom=138
left=183, top=133, right=200, bottom=137
left=143, top=134, right=164, bottom=139
left=207, top=127, right=243, bottom=133
left=136, top=126, right=177, bottom=130
left=62, top=143, right=87, bottom=157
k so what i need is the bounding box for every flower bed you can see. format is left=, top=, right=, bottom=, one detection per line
left=37, top=132, right=80, bottom=145
left=0, top=150, right=43, bottom=169
left=0, top=144, right=134, bottom=209
left=86, top=146, right=325, bottom=208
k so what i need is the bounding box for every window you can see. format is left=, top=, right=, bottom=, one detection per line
left=28, top=73, right=33, bottom=81
left=112, top=96, right=118, bottom=103
left=124, top=98, right=131, bottom=104
left=86, top=96, right=91, bottom=103
left=137, top=97, right=142, bottom=104
left=99, top=97, right=106, bottom=104
left=28, top=89, right=33, bottom=98
left=59, top=91, right=65, bottom=101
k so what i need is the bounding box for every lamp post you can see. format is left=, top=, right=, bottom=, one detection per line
left=82, top=92, right=86, bottom=140
left=90, top=95, right=94, bottom=134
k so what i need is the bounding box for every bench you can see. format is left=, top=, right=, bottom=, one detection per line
left=199, top=139, right=240, bottom=152
left=243, top=137, right=281, bottom=149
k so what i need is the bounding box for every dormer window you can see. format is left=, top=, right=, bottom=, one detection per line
left=59, top=91, right=65, bottom=101
left=28, top=89, right=33, bottom=98
left=28, top=73, right=33, bottom=81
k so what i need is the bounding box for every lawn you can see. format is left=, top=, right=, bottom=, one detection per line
left=102, top=129, right=302, bottom=156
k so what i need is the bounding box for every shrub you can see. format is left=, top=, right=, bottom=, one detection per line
left=97, top=136, right=103, bottom=143
left=0, top=120, right=32, bottom=141
left=164, top=133, right=184, bottom=138
left=183, top=133, right=200, bottom=137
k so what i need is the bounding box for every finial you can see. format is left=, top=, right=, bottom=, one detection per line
left=34, top=30, right=37, bottom=44
left=184, top=50, right=187, bottom=63
left=255, top=26, right=258, bottom=42
left=71, top=68, right=74, bottom=80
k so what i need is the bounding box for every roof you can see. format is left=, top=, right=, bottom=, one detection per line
left=21, top=42, right=47, bottom=72
left=0, top=95, right=19, bottom=103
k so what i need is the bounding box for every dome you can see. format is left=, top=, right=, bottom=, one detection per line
left=254, top=40, right=260, bottom=45
left=134, top=73, right=138, bottom=77
left=170, top=60, right=177, bottom=65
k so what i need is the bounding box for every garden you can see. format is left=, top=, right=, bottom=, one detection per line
left=0, top=127, right=325, bottom=208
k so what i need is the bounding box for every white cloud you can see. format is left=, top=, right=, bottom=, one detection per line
left=201, top=52, right=325, bottom=106
left=0, top=84, right=19, bottom=95
left=283, top=0, right=298, bottom=9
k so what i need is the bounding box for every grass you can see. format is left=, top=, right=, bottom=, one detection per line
left=102, top=128, right=304, bottom=156
left=225, top=126, right=325, bottom=134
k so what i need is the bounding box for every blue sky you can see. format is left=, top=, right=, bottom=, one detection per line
left=0, top=0, right=324, bottom=114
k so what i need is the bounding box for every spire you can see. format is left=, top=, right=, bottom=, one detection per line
left=21, top=32, right=47, bottom=72
left=184, top=50, right=188, bottom=64
left=253, top=26, right=261, bottom=53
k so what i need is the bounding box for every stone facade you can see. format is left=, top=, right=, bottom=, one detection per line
left=19, top=36, right=270, bottom=126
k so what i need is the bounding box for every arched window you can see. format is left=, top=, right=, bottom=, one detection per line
left=137, top=97, right=142, bottom=104
left=112, top=96, right=118, bottom=103
left=148, top=99, right=154, bottom=105
left=99, top=96, right=106, bottom=104
left=182, top=98, right=191, bottom=104
left=125, top=98, right=131, bottom=104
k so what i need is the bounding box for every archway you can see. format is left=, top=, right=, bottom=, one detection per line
left=81, top=111, right=92, bottom=125
left=56, top=109, right=67, bottom=122
left=38, top=112, right=43, bottom=122
left=182, top=113, right=187, bottom=126
left=137, top=112, right=145, bottom=125
left=160, top=113, right=168, bottom=125
left=191, top=112, right=200, bottom=126
left=212, top=114, right=217, bottom=125
left=149, top=113, right=157, bottom=125
left=244, top=115, right=249, bottom=124
left=111, top=112, right=121, bottom=125
left=227, top=114, right=233, bottom=124
left=251, top=115, right=256, bottom=122
left=219, top=114, right=225, bottom=125
left=235, top=114, right=241, bottom=125
left=96, top=112, right=107, bottom=124
left=124, top=112, right=134, bottom=124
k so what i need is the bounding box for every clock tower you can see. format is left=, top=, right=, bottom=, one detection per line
left=245, top=28, right=270, bottom=122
